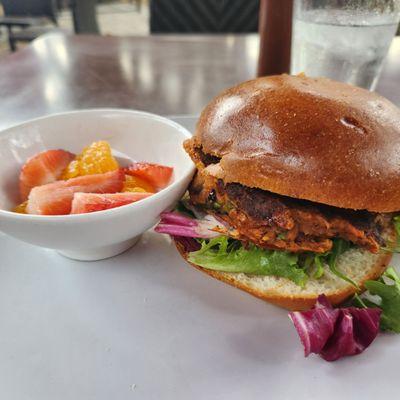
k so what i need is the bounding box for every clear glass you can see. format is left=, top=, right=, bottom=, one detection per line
left=290, top=0, right=400, bottom=90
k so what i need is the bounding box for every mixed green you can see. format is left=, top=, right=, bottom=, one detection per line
left=157, top=200, right=362, bottom=288
left=353, top=267, right=400, bottom=333
left=188, top=236, right=308, bottom=287
left=156, top=205, right=400, bottom=361
left=188, top=236, right=359, bottom=288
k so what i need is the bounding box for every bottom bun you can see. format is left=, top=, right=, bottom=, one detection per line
left=174, top=234, right=393, bottom=311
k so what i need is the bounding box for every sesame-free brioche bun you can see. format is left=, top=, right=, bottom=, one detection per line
left=174, top=236, right=393, bottom=311
left=187, top=74, right=400, bottom=212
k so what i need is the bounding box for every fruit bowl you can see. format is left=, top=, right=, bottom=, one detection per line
left=0, top=109, right=194, bottom=260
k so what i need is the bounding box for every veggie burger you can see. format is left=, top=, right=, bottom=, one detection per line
left=156, top=74, right=400, bottom=312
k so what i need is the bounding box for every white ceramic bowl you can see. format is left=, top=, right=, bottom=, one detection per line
left=0, top=109, right=194, bottom=261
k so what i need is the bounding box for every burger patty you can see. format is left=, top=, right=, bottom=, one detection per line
left=188, top=170, right=389, bottom=254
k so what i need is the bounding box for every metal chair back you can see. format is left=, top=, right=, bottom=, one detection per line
left=1, top=0, right=58, bottom=24
left=150, top=0, right=259, bottom=33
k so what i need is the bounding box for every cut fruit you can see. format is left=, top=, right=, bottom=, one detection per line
left=125, top=163, right=173, bottom=190
left=19, top=149, right=75, bottom=201
left=27, top=169, right=124, bottom=215
left=61, top=140, right=119, bottom=179
left=71, top=192, right=152, bottom=214
left=14, top=200, right=28, bottom=214
left=122, top=174, right=155, bottom=193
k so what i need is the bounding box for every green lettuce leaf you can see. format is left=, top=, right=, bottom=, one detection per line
left=362, top=267, right=400, bottom=333
left=188, top=236, right=308, bottom=287
left=313, top=255, right=325, bottom=279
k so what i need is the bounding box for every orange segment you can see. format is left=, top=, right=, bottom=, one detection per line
left=14, top=201, right=28, bottom=214
left=61, top=141, right=119, bottom=179
left=122, top=174, right=155, bottom=193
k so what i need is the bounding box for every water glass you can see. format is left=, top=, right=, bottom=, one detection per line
left=291, top=0, right=400, bottom=90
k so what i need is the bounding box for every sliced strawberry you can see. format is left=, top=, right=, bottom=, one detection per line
left=27, top=169, right=124, bottom=215
left=19, top=149, right=75, bottom=201
left=125, top=162, right=173, bottom=190
left=70, top=192, right=152, bottom=214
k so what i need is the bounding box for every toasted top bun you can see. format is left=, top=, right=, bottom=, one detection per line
left=189, top=74, right=400, bottom=212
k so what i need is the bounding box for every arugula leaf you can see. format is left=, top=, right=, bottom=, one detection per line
left=352, top=293, right=369, bottom=308
left=325, top=239, right=359, bottom=289
left=188, top=236, right=308, bottom=287
left=362, top=267, right=400, bottom=332
left=393, top=215, right=400, bottom=242
left=381, top=215, right=400, bottom=253
left=300, top=240, right=356, bottom=287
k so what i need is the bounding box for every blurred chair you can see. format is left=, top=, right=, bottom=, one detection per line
left=0, top=0, right=60, bottom=51
left=150, top=0, right=259, bottom=33
left=70, top=0, right=100, bottom=34
left=1, top=0, right=58, bottom=24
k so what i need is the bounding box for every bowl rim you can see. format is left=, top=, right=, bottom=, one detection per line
left=0, top=108, right=195, bottom=221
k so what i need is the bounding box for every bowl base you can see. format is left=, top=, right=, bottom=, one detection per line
left=57, top=236, right=141, bottom=261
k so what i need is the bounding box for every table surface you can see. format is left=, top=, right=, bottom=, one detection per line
left=0, top=32, right=398, bottom=130
left=0, top=33, right=258, bottom=129
left=1, top=32, right=400, bottom=400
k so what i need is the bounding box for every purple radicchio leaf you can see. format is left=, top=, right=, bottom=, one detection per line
left=289, top=295, right=381, bottom=362
left=289, top=295, right=339, bottom=356
left=172, top=236, right=201, bottom=252
left=320, top=307, right=381, bottom=361
left=155, top=211, right=226, bottom=239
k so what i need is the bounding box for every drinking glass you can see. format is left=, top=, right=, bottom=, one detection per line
left=291, top=0, right=400, bottom=90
